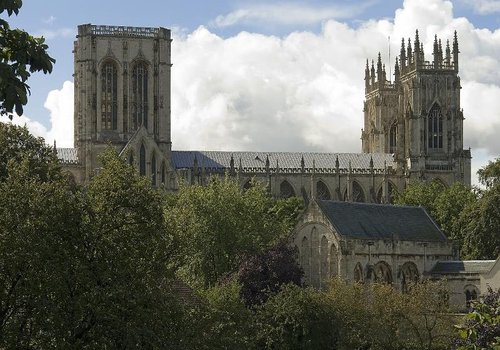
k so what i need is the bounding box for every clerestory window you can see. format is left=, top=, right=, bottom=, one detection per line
left=389, top=123, right=397, bottom=153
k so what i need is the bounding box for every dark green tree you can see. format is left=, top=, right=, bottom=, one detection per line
left=0, top=123, right=60, bottom=182
left=0, top=0, right=55, bottom=116
left=165, top=177, right=302, bottom=289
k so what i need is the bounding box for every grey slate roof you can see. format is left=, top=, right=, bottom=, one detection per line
left=172, top=150, right=395, bottom=174
left=430, top=260, right=496, bottom=275
left=56, top=148, right=79, bottom=164
left=316, top=200, right=447, bottom=242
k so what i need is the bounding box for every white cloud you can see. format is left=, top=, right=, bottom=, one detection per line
left=44, top=81, right=74, bottom=148
left=42, top=15, right=56, bottom=25
left=171, top=0, right=500, bottom=186
left=0, top=81, right=74, bottom=148
left=34, top=27, right=74, bottom=40
left=462, top=0, right=500, bottom=14
left=211, top=2, right=374, bottom=28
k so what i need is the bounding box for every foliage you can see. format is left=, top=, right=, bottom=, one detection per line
left=255, top=283, right=338, bottom=350
left=477, top=157, right=500, bottom=189
left=238, top=240, right=303, bottom=306
left=0, top=147, right=184, bottom=348
left=393, top=179, right=446, bottom=215
left=460, top=183, right=500, bottom=259
left=455, top=287, right=500, bottom=349
left=165, top=176, right=302, bottom=289
left=326, top=279, right=455, bottom=350
left=193, top=281, right=257, bottom=350
left=0, top=123, right=61, bottom=182
left=0, top=0, right=55, bottom=116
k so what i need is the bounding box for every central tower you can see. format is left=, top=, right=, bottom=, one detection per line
left=74, top=24, right=172, bottom=183
left=362, top=31, right=471, bottom=186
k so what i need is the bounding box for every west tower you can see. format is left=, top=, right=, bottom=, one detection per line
left=73, top=24, right=173, bottom=184
left=362, top=31, right=471, bottom=186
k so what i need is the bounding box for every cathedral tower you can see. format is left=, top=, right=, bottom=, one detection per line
left=362, top=31, right=471, bottom=186
left=74, top=24, right=172, bottom=183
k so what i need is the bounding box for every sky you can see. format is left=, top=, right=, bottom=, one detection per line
left=2, top=0, right=500, bottom=185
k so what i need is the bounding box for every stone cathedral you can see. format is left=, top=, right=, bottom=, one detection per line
left=57, top=25, right=498, bottom=309
left=59, top=25, right=470, bottom=204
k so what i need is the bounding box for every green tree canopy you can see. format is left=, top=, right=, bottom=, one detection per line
left=477, top=157, right=500, bottom=189
left=0, top=0, right=55, bottom=116
left=165, top=177, right=302, bottom=289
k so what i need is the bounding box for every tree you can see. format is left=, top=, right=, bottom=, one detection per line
left=455, top=287, right=500, bottom=349
left=393, top=180, right=446, bottom=216
left=0, top=147, right=185, bottom=348
left=0, top=123, right=61, bottom=182
left=255, top=284, right=338, bottom=350
left=238, top=240, right=303, bottom=307
left=0, top=0, right=55, bottom=117
left=165, top=177, right=302, bottom=289
left=477, top=157, right=500, bottom=189
left=460, top=183, right=500, bottom=259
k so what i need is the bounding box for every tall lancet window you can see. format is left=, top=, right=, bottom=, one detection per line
left=101, top=61, right=118, bottom=130
left=132, top=62, right=148, bottom=130
left=151, top=152, right=156, bottom=186
left=389, top=123, right=397, bottom=153
left=428, top=104, right=443, bottom=150
left=139, top=144, right=146, bottom=176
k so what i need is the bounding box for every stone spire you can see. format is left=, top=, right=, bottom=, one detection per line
left=365, top=59, right=370, bottom=90
left=370, top=60, right=376, bottom=86
left=433, top=34, right=439, bottom=68
left=400, top=38, right=406, bottom=70
left=406, top=38, right=412, bottom=66
left=453, top=30, right=459, bottom=71
left=445, top=39, right=451, bottom=66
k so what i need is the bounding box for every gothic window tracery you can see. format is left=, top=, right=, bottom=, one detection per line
left=373, top=261, right=392, bottom=284
left=161, top=161, right=166, bottom=185
left=428, top=104, right=443, bottom=150
left=132, top=61, right=149, bottom=130
left=330, top=243, right=339, bottom=278
left=320, top=236, right=329, bottom=285
left=389, top=122, right=397, bottom=153
left=279, top=180, right=295, bottom=198
left=317, top=180, right=331, bottom=200
left=151, top=152, right=156, bottom=186
left=352, top=181, right=365, bottom=202
left=400, top=262, right=419, bottom=293
left=376, top=181, right=396, bottom=204
left=301, top=237, right=310, bottom=285
left=101, top=61, right=118, bottom=130
left=354, top=263, right=363, bottom=283
left=139, top=144, right=146, bottom=176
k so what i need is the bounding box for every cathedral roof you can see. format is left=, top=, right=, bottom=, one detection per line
left=56, top=148, right=79, bottom=165
left=172, top=150, right=395, bottom=174
left=429, top=260, right=497, bottom=275
left=315, top=200, right=447, bottom=242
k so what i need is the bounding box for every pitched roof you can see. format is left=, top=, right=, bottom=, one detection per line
left=172, top=150, right=395, bottom=174
left=430, top=260, right=496, bottom=275
left=56, top=148, right=79, bottom=164
left=315, top=200, right=447, bottom=242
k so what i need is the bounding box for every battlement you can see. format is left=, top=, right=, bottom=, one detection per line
left=365, top=30, right=459, bottom=94
left=77, top=24, right=170, bottom=39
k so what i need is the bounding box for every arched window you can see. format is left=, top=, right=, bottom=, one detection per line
left=389, top=123, right=397, bottom=153
left=320, top=236, right=329, bottom=286
left=310, top=227, right=319, bottom=287
left=132, top=62, right=148, bottom=130
left=139, top=144, right=146, bottom=176
left=465, top=286, right=478, bottom=309
left=301, top=237, right=310, bottom=285
left=151, top=152, right=156, bottom=186
left=428, top=104, right=443, bottom=150
left=354, top=263, right=363, bottom=283
left=279, top=180, right=295, bottom=198
left=330, top=243, right=339, bottom=278
left=376, top=181, right=396, bottom=204
left=352, top=181, right=365, bottom=203
left=373, top=261, right=392, bottom=284
left=161, top=161, right=166, bottom=185
left=128, top=152, right=134, bottom=166
left=400, top=262, right=419, bottom=293
left=101, top=61, right=118, bottom=130
left=317, top=180, right=331, bottom=200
